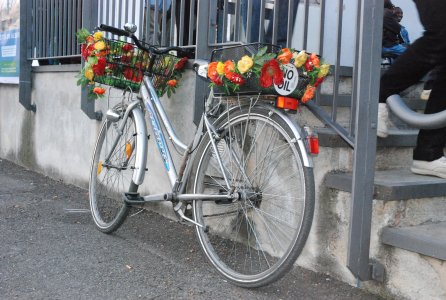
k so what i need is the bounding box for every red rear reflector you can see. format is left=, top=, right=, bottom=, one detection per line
left=276, top=96, right=298, bottom=111
left=309, top=136, right=319, bottom=155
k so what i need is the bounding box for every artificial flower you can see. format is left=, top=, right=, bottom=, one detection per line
left=223, top=60, right=235, bottom=77
left=93, top=31, right=103, bottom=41
left=94, top=41, right=106, bottom=51
left=277, top=48, right=293, bottom=64
left=216, top=62, right=225, bottom=75
left=93, top=87, right=106, bottom=95
left=123, top=68, right=143, bottom=82
left=167, top=79, right=177, bottom=87
left=293, top=50, right=308, bottom=68
left=92, top=57, right=106, bottom=76
left=304, top=60, right=314, bottom=71
left=310, top=53, right=320, bottom=68
left=301, top=85, right=316, bottom=103
left=208, top=62, right=222, bottom=85
left=81, top=44, right=95, bottom=60
left=227, top=72, right=245, bottom=85
left=85, top=68, right=94, bottom=81
left=86, top=35, right=94, bottom=43
left=259, top=59, right=284, bottom=88
left=174, top=57, right=188, bottom=70
left=318, top=64, right=330, bottom=78
left=237, top=55, right=254, bottom=74
left=314, top=77, right=325, bottom=88
left=122, top=43, right=134, bottom=52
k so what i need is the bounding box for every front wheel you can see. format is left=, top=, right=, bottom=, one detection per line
left=192, top=106, right=315, bottom=287
left=89, top=104, right=139, bottom=233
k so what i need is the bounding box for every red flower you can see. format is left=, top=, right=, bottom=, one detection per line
left=174, top=57, right=188, bottom=70
left=227, top=72, right=245, bottom=85
left=304, top=60, right=314, bottom=71
left=314, top=77, right=325, bottom=88
left=259, top=59, right=283, bottom=88
left=81, top=44, right=95, bottom=60
left=123, top=68, right=143, bottom=82
left=122, top=43, right=134, bottom=52
left=92, top=57, right=106, bottom=76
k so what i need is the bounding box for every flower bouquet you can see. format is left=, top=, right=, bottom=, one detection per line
left=76, top=28, right=188, bottom=99
left=208, top=43, right=329, bottom=103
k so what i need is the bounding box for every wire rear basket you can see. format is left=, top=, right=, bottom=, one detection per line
left=211, top=43, right=310, bottom=99
left=90, top=38, right=182, bottom=93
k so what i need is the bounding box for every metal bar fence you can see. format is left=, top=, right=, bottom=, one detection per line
left=24, top=0, right=385, bottom=281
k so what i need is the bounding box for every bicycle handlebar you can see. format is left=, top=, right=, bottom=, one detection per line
left=98, top=24, right=194, bottom=57
left=387, top=94, right=446, bottom=129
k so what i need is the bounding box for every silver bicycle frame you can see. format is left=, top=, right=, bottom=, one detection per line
left=139, top=76, right=189, bottom=187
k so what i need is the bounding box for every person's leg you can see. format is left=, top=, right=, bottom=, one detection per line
left=413, top=64, right=446, bottom=162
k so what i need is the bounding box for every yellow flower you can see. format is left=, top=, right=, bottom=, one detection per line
left=293, top=50, right=308, bottom=68
left=318, top=64, right=330, bottom=78
left=85, top=68, right=94, bottom=81
left=94, top=41, right=106, bottom=51
left=216, top=62, right=225, bottom=75
left=237, top=55, right=254, bottom=74
left=93, top=31, right=103, bottom=41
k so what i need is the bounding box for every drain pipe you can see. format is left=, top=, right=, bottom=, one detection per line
left=387, top=94, right=446, bottom=129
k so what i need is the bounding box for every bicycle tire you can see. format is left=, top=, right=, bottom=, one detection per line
left=89, top=104, right=139, bottom=233
left=191, top=105, right=315, bottom=287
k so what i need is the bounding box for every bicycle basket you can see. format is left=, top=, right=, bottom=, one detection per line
left=89, top=38, right=152, bottom=92
left=88, top=38, right=184, bottom=93
left=211, top=43, right=311, bottom=99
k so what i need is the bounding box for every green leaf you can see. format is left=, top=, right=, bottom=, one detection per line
left=256, top=47, right=267, bottom=57
left=76, top=28, right=91, bottom=43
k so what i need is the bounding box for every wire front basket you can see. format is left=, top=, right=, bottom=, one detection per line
left=91, top=38, right=182, bottom=93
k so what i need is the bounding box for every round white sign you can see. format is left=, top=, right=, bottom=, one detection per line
left=274, top=63, right=299, bottom=96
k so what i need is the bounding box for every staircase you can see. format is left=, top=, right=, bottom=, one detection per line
left=296, top=79, right=446, bottom=300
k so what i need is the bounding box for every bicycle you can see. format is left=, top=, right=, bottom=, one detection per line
left=88, top=23, right=316, bottom=288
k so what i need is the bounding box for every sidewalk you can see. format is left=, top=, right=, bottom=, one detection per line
left=0, top=158, right=384, bottom=299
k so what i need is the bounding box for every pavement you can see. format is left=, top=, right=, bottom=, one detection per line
left=0, top=158, right=385, bottom=299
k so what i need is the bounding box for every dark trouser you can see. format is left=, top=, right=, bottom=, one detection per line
left=379, top=0, right=446, bottom=161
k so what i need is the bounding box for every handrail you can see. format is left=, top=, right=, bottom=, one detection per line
left=387, top=94, right=446, bottom=129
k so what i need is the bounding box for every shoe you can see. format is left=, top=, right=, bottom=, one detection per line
left=420, top=89, right=431, bottom=101
left=411, top=156, right=446, bottom=179
left=377, top=103, right=389, bottom=138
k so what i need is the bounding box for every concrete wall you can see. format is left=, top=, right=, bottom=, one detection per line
left=1, top=66, right=445, bottom=300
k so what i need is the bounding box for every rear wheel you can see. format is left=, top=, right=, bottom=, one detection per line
left=192, top=106, right=315, bottom=287
left=89, top=104, right=139, bottom=233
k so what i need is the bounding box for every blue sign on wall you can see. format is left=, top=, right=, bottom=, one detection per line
left=0, top=28, right=19, bottom=82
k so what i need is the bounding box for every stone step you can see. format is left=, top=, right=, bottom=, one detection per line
left=381, top=222, right=446, bottom=261
left=317, top=127, right=418, bottom=148
left=324, top=169, right=446, bottom=201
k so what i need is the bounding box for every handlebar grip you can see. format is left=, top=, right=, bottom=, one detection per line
left=99, top=24, right=130, bottom=37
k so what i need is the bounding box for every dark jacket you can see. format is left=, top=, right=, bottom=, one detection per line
left=382, top=9, right=401, bottom=48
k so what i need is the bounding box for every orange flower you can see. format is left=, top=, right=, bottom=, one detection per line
left=93, top=87, right=106, bottom=95
left=301, top=85, right=316, bottom=103
left=277, top=48, right=293, bottom=64
left=86, top=35, right=94, bottom=43
left=167, top=79, right=177, bottom=87
left=310, top=53, right=320, bottom=68
left=223, top=60, right=235, bottom=77
left=207, top=62, right=223, bottom=85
